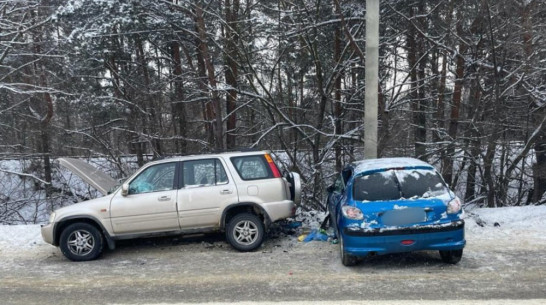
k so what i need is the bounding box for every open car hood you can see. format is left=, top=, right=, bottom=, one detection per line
left=56, top=158, right=118, bottom=196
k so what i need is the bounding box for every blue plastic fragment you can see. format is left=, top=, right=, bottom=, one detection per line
left=284, top=221, right=302, bottom=229
left=303, top=229, right=328, bottom=242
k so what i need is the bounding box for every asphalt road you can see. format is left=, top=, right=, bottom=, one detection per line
left=1, top=226, right=545, bottom=305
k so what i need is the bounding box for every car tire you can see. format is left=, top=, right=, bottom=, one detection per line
left=226, top=213, right=265, bottom=252
left=340, top=235, right=357, bottom=266
left=59, top=223, right=104, bottom=261
left=439, top=249, right=463, bottom=264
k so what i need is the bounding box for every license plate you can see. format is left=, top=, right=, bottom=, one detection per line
left=381, top=208, right=426, bottom=226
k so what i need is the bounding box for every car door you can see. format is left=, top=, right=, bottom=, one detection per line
left=110, top=162, right=179, bottom=234
left=328, top=174, right=345, bottom=226
left=176, top=158, right=238, bottom=229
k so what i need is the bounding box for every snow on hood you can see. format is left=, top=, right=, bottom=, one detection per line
left=56, top=158, right=117, bottom=196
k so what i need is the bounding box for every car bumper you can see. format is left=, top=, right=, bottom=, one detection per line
left=262, top=200, right=296, bottom=222
left=341, top=220, right=465, bottom=257
left=41, top=223, right=55, bottom=245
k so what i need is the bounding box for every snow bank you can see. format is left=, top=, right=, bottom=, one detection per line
left=0, top=224, right=45, bottom=250
left=465, top=205, right=546, bottom=241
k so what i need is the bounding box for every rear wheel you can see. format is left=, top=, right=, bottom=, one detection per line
left=340, top=235, right=357, bottom=266
left=439, top=249, right=463, bottom=264
left=226, top=213, right=265, bottom=251
left=59, top=223, right=103, bottom=261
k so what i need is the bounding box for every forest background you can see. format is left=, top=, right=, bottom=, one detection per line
left=1, top=0, right=545, bottom=224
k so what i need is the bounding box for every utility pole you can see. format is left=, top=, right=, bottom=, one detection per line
left=364, top=0, right=379, bottom=159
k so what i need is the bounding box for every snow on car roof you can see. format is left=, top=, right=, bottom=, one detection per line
left=352, top=157, right=434, bottom=174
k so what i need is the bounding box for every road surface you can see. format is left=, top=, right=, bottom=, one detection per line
left=1, top=219, right=545, bottom=305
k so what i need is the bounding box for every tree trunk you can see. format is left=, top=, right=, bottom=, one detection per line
left=170, top=41, right=188, bottom=153
left=520, top=1, right=546, bottom=203
left=435, top=52, right=447, bottom=143
left=533, top=134, right=546, bottom=203
left=464, top=80, right=482, bottom=202
left=407, top=6, right=426, bottom=160
left=443, top=8, right=467, bottom=186
left=32, top=29, right=54, bottom=197
left=483, top=137, right=498, bottom=207
left=334, top=3, right=343, bottom=172
left=415, top=2, right=428, bottom=160
left=193, top=30, right=215, bottom=147
left=136, top=38, right=162, bottom=157
left=195, top=3, right=224, bottom=150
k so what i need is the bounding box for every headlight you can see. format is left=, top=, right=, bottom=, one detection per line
left=447, top=197, right=462, bottom=214
left=49, top=212, right=56, bottom=224
left=341, top=206, right=364, bottom=220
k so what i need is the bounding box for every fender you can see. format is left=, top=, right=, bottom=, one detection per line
left=53, top=215, right=116, bottom=250
left=220, top=202, right=272, bottom=229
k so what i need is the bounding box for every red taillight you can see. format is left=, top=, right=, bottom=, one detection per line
left=401, top=240, right=415, bottom=246
left=264, top=154, right=282, bottom=178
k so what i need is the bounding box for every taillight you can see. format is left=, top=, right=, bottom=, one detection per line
left=447, top=197, right=462, bottom=214
left=264, top=154, right=281, bottom=178
left=341, top=206, right=364, bottom=220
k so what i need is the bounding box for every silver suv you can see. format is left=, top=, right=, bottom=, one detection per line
left=41, top=151, right=301, bottom=261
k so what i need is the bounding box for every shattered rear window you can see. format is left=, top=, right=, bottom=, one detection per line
left=353, top=171, right=400, bottom=201
left=353, top=168, right=449, bottom=202
left=396, top=169, right=448, bottom=199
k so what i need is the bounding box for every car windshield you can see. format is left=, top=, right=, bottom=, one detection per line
left=353, top=168, right=448, bottom=201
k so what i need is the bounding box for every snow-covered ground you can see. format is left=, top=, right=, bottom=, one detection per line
left=1, top=205, right=545, bottom=260
left=465, top=206, right=546, bottom=241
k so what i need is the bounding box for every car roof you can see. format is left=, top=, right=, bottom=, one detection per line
left=145, top=150, right=271, bottom=165
left=349, top=157, right=435, bottom=175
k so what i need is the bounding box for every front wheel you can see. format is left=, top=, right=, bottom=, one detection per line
left=226, top=213, right=265, bottom=251
left=59, top=223, right=104, bottom=261
left=439, top=249, right=463, bottom=264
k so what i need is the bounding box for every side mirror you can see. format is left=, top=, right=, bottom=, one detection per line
left=121, top=183, right=129, bottom=196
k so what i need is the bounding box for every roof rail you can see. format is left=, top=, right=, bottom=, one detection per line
left=210, top=147, right=261, bottom=154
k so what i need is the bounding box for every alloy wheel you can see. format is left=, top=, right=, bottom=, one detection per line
left=233, top=220, right=259, bottom=246
left=66, top=229, right=95, bottom=256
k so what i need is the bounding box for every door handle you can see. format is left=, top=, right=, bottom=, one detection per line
left=220, top=190, right=233, bottom=195
left=158, top=195, right=171, bottom=201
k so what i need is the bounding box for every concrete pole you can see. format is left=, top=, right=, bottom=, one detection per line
left=364, top=0, right=379, bottom=159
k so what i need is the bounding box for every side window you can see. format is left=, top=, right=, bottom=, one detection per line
left=128, top=162, right=176, bottom=195
left=230, top=155, right=272, bottom=180
left=181, top=159, right=228, bottom=188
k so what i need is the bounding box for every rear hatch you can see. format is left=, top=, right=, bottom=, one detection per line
left=360, top=198, right=448, bottom=228
left=353, top=168, right=452, bottom=228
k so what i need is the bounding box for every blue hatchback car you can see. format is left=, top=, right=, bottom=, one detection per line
left=327, top=158, right=465, bottom=266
